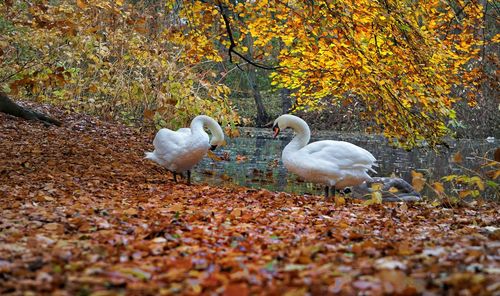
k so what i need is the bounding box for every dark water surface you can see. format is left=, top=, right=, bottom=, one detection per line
left=192, top=128, right=498, bottom=196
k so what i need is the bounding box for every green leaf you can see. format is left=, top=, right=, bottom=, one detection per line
left=284, top=264, right=308, bottom=271
left=119, top=268, right=152, bottom=281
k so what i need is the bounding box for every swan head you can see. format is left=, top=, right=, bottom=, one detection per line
left=272, top=123, right=280, bottom=138
left=273, top=114, right=303, bottom=138
left=192, top=115, right=225, bottom=150
left=208, top=123, right=225, bottom=150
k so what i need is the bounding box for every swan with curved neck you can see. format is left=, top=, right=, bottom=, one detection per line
left=273, top=114, right=377, bottom=198
left=145, top=115, right=224, bottom=184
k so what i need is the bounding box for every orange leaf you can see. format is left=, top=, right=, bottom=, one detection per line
left=236, top=155, right=248, bottom=162
left=411, top=170, right=425, bottom=192
left=458, top=190, right=472, bottom=198
left=224, top=283, right=249, bottom=296
left=76, top=0, right=88, bottom=9
left=452, top=152, right=463, bottom=163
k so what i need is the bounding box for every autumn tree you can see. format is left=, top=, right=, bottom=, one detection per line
left=0, top=0, right=239, bottom=130
left=167, top=0, right=495, bottom=148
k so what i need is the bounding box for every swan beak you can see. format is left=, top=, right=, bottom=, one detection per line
left=272, top=126, right=280, bottom=138
left=210, top=145, right=217, bottom=151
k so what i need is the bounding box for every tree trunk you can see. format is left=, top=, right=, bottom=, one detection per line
left=242, top=33, right=269, bottom=127
left=246, top=68, right=269, bottom=126
left=280, top=88, right=292, bottom=114
left=0, top=92, right=61, bottom=126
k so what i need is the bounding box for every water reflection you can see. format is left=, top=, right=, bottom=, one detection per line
left=193, top=128, right=498, bottom=196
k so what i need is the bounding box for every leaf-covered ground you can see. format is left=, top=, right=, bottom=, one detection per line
left=1, top=103, right=499, bottom=295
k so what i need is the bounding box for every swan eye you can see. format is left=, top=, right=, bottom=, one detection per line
left=210, top=145, right=217, bottom=151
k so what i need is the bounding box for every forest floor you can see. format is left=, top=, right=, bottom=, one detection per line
left=0, top=103, right=499, bottom=296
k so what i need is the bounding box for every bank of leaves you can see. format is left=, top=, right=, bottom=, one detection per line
left=1, top=102, right=499, bottom=295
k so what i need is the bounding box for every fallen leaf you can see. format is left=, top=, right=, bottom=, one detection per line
left=411, top=170, right=425, bottom=192
left=223, top=283, right=249, bottom=296
left=284, top=264, right=308, bottom=271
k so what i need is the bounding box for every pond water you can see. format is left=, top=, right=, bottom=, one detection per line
left=192, top=128, right=499, bottom=197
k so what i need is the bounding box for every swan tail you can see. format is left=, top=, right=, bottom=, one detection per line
left=351, top=163, right=378, bottom=174
left=145, top=151, right=158, bottom=162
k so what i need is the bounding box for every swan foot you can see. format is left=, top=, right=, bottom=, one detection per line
left=325, top=186, right=341, bottom=200
left=325, top=186, right=337, bottom=199
left=170, top=171, right=191, bottom=185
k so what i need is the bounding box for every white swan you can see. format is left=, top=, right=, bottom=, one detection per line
left=145, top=115, right=224, bottom=184
left=273, top=114, right=377, bottom=198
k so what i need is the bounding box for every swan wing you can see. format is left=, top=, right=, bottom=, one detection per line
left=152, top=128, right=190, bottom=155
left=301, top=140, right=376, bottom=171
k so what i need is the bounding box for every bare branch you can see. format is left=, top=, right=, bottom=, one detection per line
left=215, top=0, right=281, bottom=71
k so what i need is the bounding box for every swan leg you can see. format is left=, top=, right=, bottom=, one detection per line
left=173, top=172, right=178, bottom=183
left=326, top=186, right=338, bottom=200
left=187, top=170, right=191, bottom=185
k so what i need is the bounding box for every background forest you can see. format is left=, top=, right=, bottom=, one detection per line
left=1, top=0, right=498, bottom=147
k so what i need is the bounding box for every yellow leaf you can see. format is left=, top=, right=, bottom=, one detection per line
left=470, top=176, right=484, bottom=190
left=334, top=195, right=346, bottom=206
left=388, top=187, right=399, bottom=193
left=371, top=182, right=383, bottom=191
left=207, top=150, right=222, bottom=161
left=432, top=182, right=444, bottom=194
left=371, top=191, right=383, bottom=204
left=411, top=170, right=425, bottom=192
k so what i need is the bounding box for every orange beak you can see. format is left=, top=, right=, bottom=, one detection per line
left=273, top=127, right=280, bottom=138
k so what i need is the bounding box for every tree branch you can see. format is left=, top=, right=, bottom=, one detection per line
left=215, top=0, right=281, bottom=71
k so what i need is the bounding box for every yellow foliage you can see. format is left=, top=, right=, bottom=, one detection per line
left=167, top=0, right=492, bottom=148
left=0, top=0, right=239, bottom=131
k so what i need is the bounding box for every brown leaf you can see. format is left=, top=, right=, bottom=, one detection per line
left=43, top=223, right=64, bottom=234
left=143, top=109, right=155, bottom=120
left=223, top=283, right=249, bottom=296
left=124, top=208, right=138, bottom=216
left=452, top=152, right=463, bottom=163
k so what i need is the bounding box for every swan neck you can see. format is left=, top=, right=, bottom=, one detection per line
left=191, top=115, right=224, bottom=143
left=288, top=118, right=310, bottom=149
